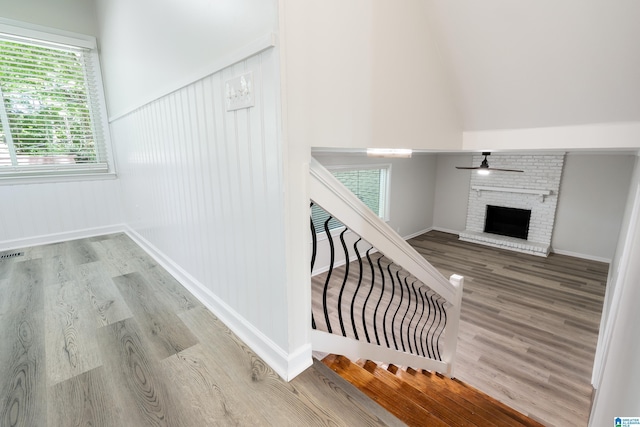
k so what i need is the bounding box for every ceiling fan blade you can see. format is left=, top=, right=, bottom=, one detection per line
left=488, top=168, right=524, bottom=173
left=456, top=152, right=524, bottom=172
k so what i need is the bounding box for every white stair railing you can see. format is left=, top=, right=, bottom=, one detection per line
left=309, top=157, right=464, bottom=377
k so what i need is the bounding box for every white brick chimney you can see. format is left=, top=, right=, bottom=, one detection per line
left=459, top=153, right=565, bottom=256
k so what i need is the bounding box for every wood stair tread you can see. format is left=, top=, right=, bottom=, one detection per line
left=355, top=359, right=483, bottom=427
left=323, top=355, right=450, bottom=427
left=390, top=366, right=539, bottom=427
left=419, top=370, right=544, bottom=427
left=323, top=355, right=544, bottom=427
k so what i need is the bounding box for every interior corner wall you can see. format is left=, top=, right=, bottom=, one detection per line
left=589, top=154, right=640, bottom=426
left=0, top=5, right=123, bottom=251
left=95, top=0, right=277, bottom=119
left=107, top=48, right=291, bottom=371
left=314, top=153, right=438, bottom=237
left=552, top=154, right=636, bottom=261
left=95, top=0, right=295, bottom=377
left=0, top=0, right=98, bottom=36
left=280, top=0, right=462, bottom=151
left=432, top=154, right=472, bottom=234
left=310, top=153, right=438, bottom=274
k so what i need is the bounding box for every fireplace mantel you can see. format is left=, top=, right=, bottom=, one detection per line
left=463, top=153, right=565, bottom=256
left=471, top=185, right=552, bottom=202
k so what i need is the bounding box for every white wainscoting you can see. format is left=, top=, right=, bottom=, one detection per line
left=110, top=48, right=306, bottom=379
left=0, top=178, right=123, bottom=251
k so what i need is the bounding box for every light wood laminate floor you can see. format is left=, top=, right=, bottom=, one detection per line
left=0, top=233, right=403, bottom=427
left=410, top=231, right=606, bottom=427
left=312, top=230, right=607, bottom=427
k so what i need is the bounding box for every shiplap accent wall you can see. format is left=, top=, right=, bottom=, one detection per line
left=111, top=49, right=293, bottom=374
left=0, top=178, right=122, bottom=250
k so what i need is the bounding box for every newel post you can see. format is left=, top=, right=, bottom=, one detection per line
left=443, top=274, right=464, bottom=378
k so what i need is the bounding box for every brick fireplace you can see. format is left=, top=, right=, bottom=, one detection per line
left=459, top=153, right=565, bottom=256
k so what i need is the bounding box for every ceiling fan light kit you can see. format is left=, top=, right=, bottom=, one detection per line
left=455, top=152, right=524, bottom=174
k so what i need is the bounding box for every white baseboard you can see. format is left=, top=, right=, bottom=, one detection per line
left=124, top=226, right=311, bottom=381
left=0, top=224, right=126, bottom=252
left=402, top=227, right=433, bottom=240
left=430, top=226, right=462, bottom=236
left=551, top=248, right=611, bottom=263
left=286, top=343, right=313, bottom=380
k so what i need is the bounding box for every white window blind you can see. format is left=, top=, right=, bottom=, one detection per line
left=312, top=165, right=390, bottom=234
left=0, top=27, right=110, bottom=178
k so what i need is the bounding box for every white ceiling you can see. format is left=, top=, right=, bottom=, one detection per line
left=425, top=0, right=640, bottom=131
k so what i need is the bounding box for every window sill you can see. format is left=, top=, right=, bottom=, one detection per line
left=0, top=171, right=117, bottom=186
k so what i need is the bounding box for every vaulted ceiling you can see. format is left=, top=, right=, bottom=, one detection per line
left=425, top=0, right=640, bottom=131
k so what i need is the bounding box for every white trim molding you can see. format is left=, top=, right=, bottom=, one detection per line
left=463, top=121, right=640, bottom=151
left=108, top=33, right=277, bottom=122
left=0, top=224, right=126, bottom=252
left=551, top=248, right=611, bottom=264
left=471, top=185, right=552, bottom=203
left=125, top=227, right=312, bottom=382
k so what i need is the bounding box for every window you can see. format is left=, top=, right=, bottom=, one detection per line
left=0, top=19, right=112, bottom=180
left=311, top=165, right=390, bottom=234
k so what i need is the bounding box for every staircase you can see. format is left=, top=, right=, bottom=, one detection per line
left=322, top=354, right=544, bottom=427
left=310, top=158, right=464, bottom=376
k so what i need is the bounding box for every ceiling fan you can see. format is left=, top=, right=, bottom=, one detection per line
left=456, top=152, right=524, bottom=174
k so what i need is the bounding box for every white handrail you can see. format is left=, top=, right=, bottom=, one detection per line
left=309, top=157, right=457, bottom=302
left=443, top=274, right=464, bottom=377
left=310, top=158, right=464, bottom=376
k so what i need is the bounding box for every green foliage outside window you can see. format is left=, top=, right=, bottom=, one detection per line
left=0, top=39, right=97, bottom=165
left=311, top=168, right=387, bottom=234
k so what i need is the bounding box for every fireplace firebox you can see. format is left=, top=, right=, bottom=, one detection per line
left=484, top=205, right=531, bottom=240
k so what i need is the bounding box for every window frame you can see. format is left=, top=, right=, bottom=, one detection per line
left=312, top=163, right=392, bottom=241
left=0, top=18, right=115, bottom=184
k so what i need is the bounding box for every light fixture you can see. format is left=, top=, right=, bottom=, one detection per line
left=477, top=169, right=491, bottom=176
left=366, top=148, right=412, bottom=158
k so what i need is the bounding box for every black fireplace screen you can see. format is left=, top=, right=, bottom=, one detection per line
left=484, top=205, right=531, bottom=240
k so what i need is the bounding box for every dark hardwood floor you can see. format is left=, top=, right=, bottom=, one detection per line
left=0, top=233, right=402, bottom=427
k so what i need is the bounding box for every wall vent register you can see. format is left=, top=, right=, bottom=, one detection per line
left=0, top=251, right=24, bottom=259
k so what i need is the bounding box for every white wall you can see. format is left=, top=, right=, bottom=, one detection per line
left=279, top=0, right=462, bottom=151
left=0, top=179, right=122, bottom=250
left=426, top=1, right=640, bottom=132
left=108, top=48, right=299, bottom=377
left=96, top=0, right=277, bottom=119
left=0, top=3, right=124, bottom=250
left=96, top=0, right=309, bottom=378
left=589, top=155, right=640, bottom=426
left=553, top=154, right=636, bottom=261
left=432, top=154, right=472, bottom=233
left=0, top=0, right=98, bottom=35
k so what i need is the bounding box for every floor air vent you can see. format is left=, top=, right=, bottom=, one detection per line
left=0, top=251, right=24, bottom=260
